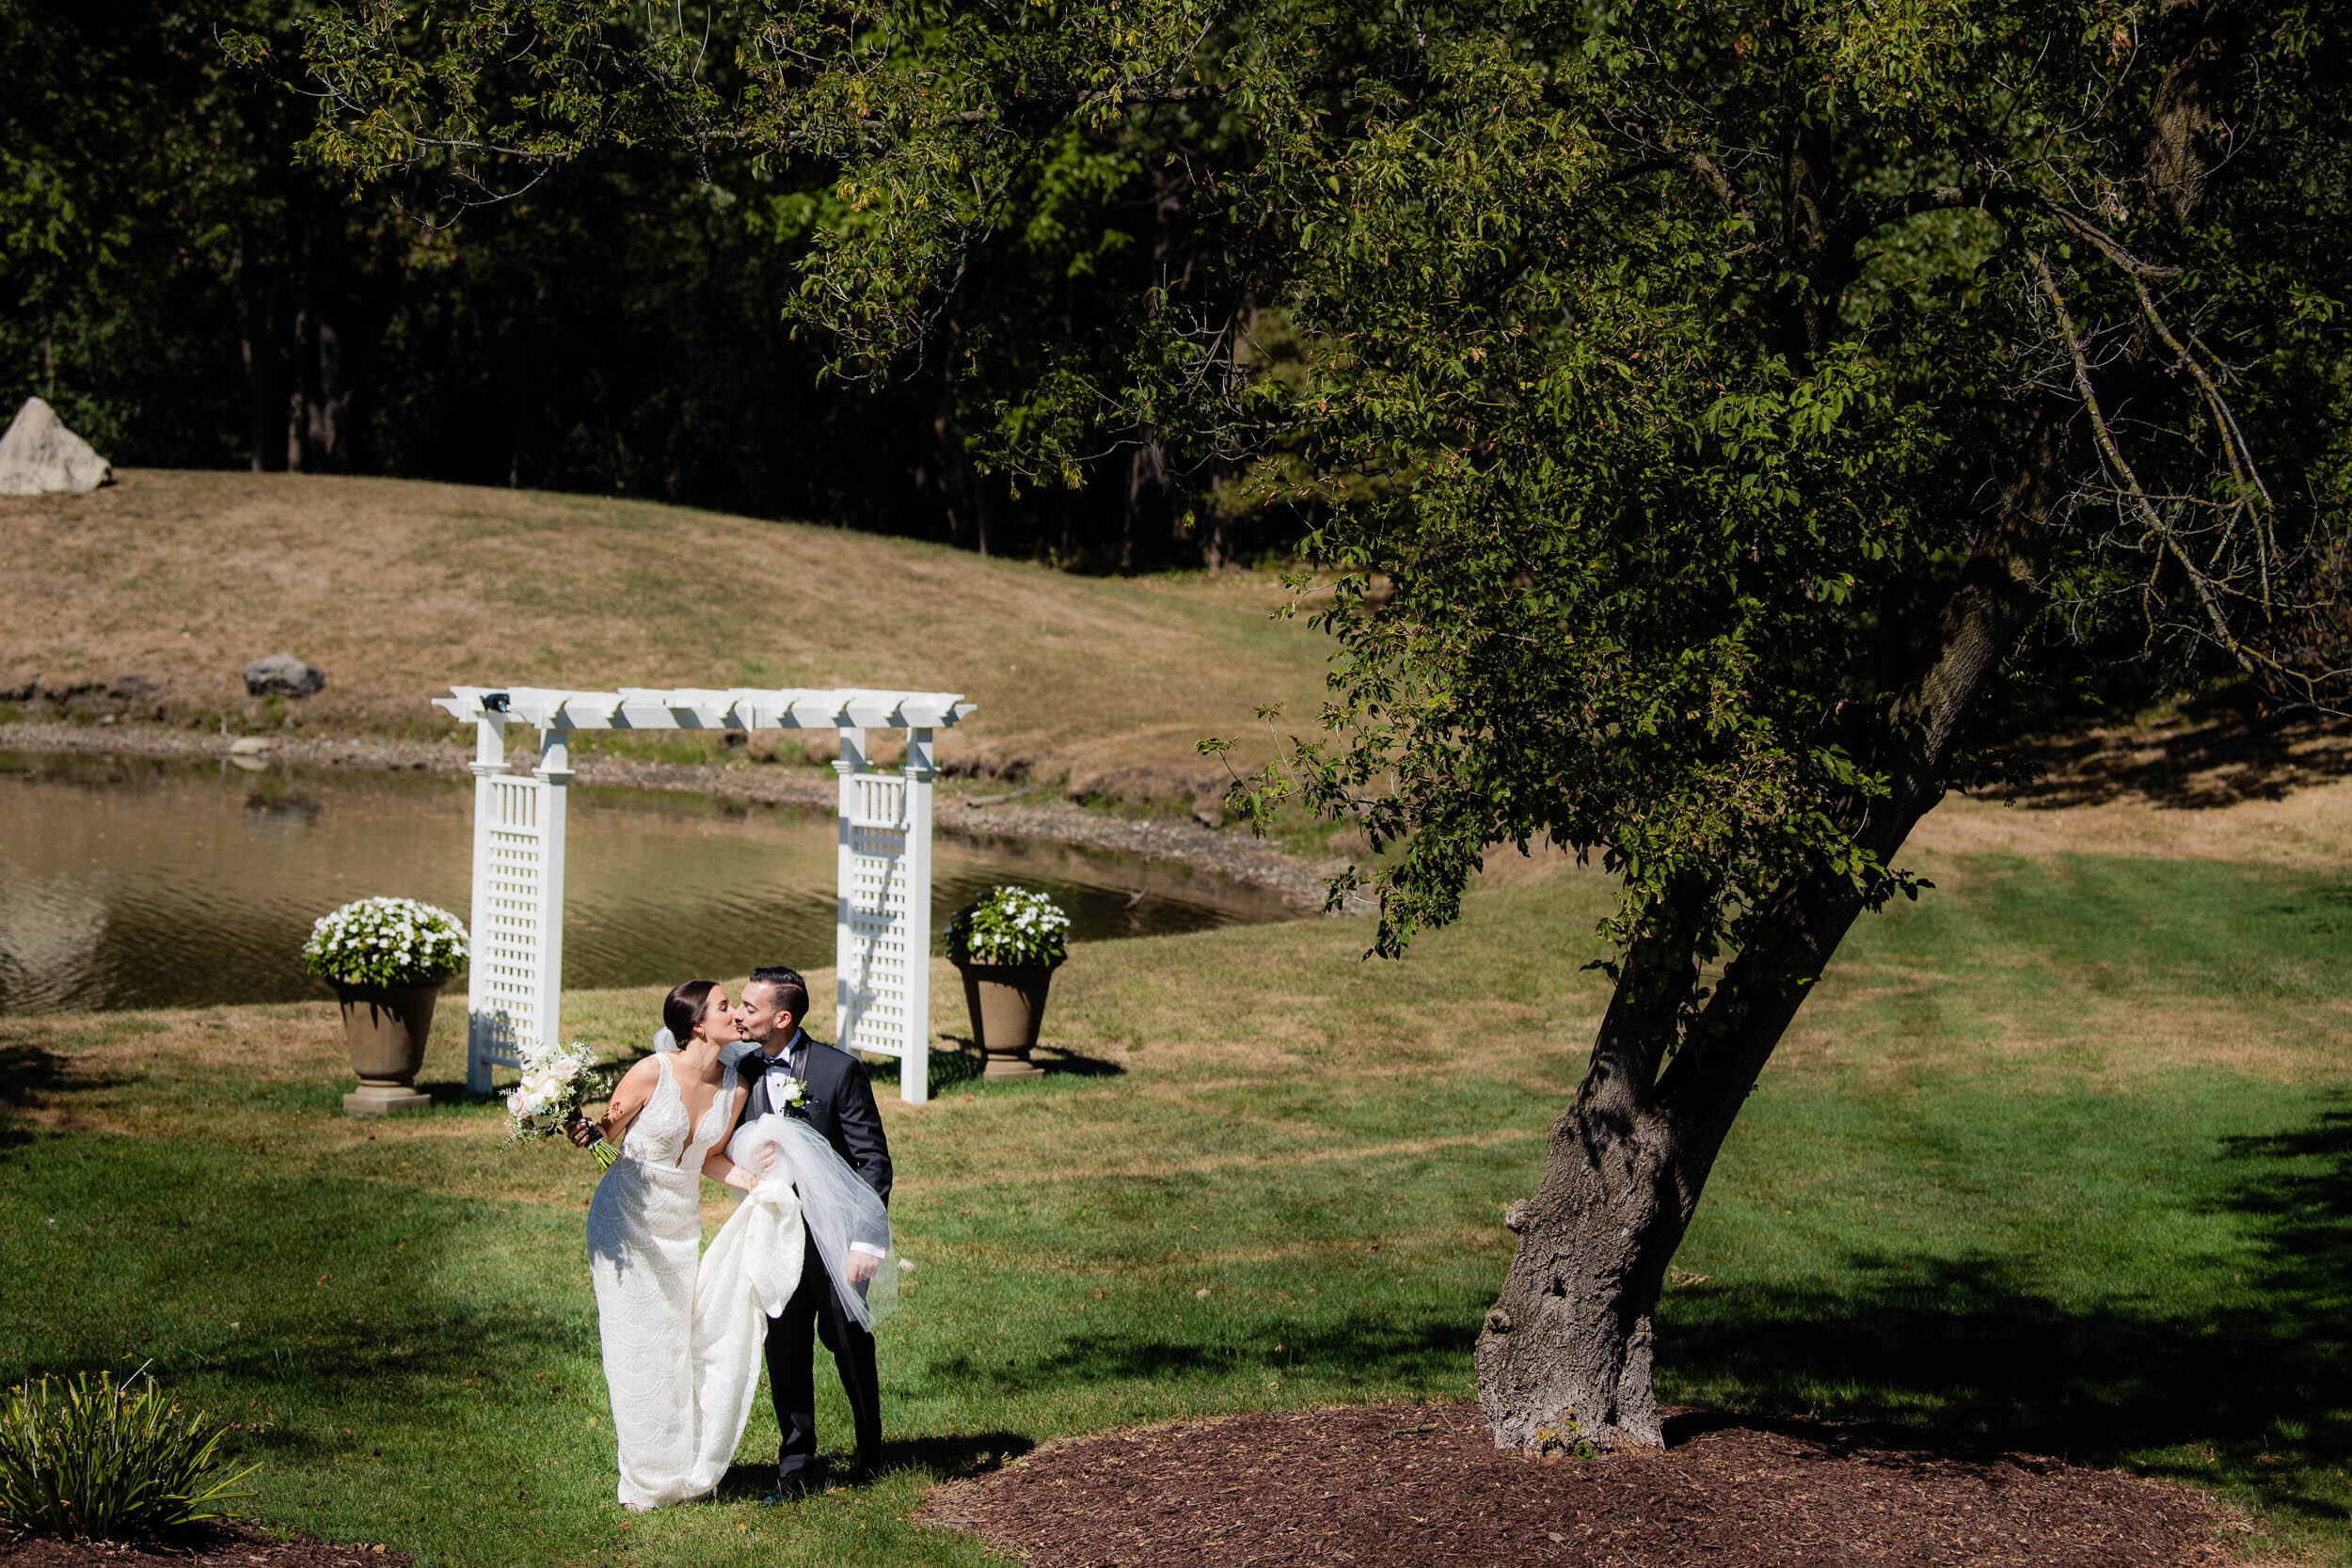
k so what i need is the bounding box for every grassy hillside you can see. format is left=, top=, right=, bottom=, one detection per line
left=3, top=835, right=2347, bottom=1564
left=0, top=470, right=1330, bottom=792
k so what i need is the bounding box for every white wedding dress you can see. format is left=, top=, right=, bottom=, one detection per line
left=584, top=1053, right=804, bottom=1509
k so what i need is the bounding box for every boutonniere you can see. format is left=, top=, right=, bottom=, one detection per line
left=774, top=1073, right=811, bottom=1115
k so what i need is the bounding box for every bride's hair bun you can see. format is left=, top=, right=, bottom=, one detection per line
left=663, top=979, right=721, bottom=1048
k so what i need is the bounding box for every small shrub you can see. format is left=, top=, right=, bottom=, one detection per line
left=0, top=1370, right=253, bottom=1542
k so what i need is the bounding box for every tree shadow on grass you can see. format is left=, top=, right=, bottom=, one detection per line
left=0, top=1042, right=136, bottom=1149
left=708, top=1432, right=1036, bottom=1498
left=1029, top=1045, right=1123, bottom=1078
left=1661, top=1101, right=2352, bottom=1528
left=929, top=1041, right=986, bottom=1097
left=930, top=1038, right=1124, bottom=1096
left=924, top=1307, right=1480, bottom=1396
left=2004, top=700, right=2352, bottom=811
left=0, top=1043, right=67, bottom=1105
left=877, top=1429, right=1037, bottom=1479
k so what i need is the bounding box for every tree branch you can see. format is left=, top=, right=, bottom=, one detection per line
left=2026, top=247, right=2261, bottom=667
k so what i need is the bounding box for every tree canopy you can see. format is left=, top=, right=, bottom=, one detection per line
left=278, top=0, right=2352, bottom=1445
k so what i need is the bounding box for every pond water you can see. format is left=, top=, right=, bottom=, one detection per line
left=0, top=751, right=1295, bottom=1014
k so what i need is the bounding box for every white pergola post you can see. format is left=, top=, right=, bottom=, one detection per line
left=435, top=686, right=970, bottom=1102
left=903, top=726, right=936, bottom=1101
left=832, top=724, right=937, bottom=1103
left=461, top=708, right=573, bottom=1093
left=463, top=713, right=508, bottom=1094
left=535, top=724, right=573, bottom=1053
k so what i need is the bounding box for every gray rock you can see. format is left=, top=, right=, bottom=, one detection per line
left=0, top=398, right=111, bottom=496
left=242, top=654, right=326, bottom=698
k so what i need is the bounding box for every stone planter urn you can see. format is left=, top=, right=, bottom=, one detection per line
left=331, top=979, right=442, bottom=1116
left=954, top=960, right=1059, bottom=1079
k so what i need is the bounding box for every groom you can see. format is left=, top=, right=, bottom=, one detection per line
left=735, top=965, right=893, bottom=1500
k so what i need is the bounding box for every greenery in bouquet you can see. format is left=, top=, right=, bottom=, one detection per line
left=299, top=896, right=469, bottom=988
left=946, top=886, right=1071, bottom=969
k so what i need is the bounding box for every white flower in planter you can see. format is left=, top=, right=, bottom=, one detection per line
left=300, top=896, right=469, bottom=989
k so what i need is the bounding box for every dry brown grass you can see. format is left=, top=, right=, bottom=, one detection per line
left=1462, top=738, right=2352, bottom=881
left=0, top=470, right=1329, bottom=787
left=1913, top=781, right=2352, bottom=868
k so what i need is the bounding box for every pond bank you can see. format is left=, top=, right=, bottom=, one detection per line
left=0, top=719, right=1352, bottom=914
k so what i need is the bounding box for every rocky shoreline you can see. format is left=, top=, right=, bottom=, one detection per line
left=0, top=720, right=1356, bottom=916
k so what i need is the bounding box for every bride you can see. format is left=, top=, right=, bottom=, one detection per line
left=573, top=979, right=769, bottom=1510
left=569, top=979, right=897, bottom=1510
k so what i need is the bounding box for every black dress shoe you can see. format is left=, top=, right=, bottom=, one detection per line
left=759, top=1474, right=819, bottom=1506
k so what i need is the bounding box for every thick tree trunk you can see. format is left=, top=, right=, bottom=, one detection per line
left=1478, top=914, right=1706, bottom=1449
left=1474, top=1101, right=1684, bottom=1449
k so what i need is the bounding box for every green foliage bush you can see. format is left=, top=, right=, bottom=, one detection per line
left=0, top=1370, right=252, bottom=1542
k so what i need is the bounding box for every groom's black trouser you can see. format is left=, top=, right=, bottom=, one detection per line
left=766, top=1224, right=880, bottom=1481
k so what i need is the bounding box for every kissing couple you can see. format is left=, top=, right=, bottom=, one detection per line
left=567, top=966, right=895, bottom=1510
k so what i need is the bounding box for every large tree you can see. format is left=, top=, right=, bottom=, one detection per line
left=291, top=0, right=2351, bottom=1446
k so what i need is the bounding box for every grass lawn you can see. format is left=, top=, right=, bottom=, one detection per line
left=3, top=843, right=2348, bottom=1565
left=0, top=470, right=1329, bottom=793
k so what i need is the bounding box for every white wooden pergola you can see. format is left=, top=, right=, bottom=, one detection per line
left=433, top=685, right=974, bottom=1105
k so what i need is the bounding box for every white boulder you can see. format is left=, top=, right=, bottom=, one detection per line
left=0, top=397, right=112, bottom=496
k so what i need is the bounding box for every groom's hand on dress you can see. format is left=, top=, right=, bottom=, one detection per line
left=844, top=1252, right=882, bottom=1285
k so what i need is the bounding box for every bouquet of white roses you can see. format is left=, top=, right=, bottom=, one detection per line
left=504, top=1039, right=615, bottom=1168
left=300, top=896, right=469, bottom=988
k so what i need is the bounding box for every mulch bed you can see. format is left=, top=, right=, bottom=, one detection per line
left=919, top=1402, right=2237, bottom=1567
left=0, top=1527, right=405, bottom=1568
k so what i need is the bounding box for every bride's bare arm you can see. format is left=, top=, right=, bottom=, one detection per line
left=698, top=1083, right=758, bottom=1190
left=570, top=1055, right=660, bottom=1149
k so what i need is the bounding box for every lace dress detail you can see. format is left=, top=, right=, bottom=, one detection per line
left=584, top=1053, right=750, bottom=1509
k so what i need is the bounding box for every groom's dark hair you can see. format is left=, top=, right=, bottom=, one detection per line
left=748, top=965, right=810, bottom=1027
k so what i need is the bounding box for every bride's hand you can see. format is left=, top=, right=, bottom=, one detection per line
left=565, top=1117, right=600, bottom=1149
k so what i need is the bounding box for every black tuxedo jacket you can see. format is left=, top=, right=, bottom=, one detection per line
left=745, top=1033, right=894, bottom=1205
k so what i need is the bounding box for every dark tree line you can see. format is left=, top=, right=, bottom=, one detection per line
left=0, top=0, right=1294, bottom=569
